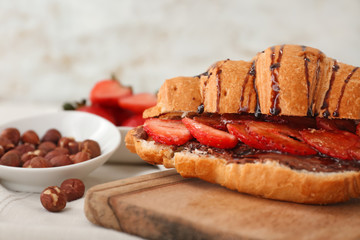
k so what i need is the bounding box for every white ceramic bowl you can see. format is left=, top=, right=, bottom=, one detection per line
left=108, top=126, right=145, bottom=164
left=0, top=111, right=120, bottom=192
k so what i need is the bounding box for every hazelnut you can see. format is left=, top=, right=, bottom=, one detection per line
left=60, top=178, right=85, bottom=201
left=21, top=130, right=40, bottom=145
left=14, top=143, right=36, bottom=156
left=0, top=137, right=15, bottom=151
left=1, top=128, right=20, bottom=145
left=23, top=156, right=50, bottom=168
left=70, top=151, right=90, bottom=164
left=41, top=129, right=62, bottom=144
left=44, top=149, right=68, bottom=161
left=80, top=139, right=101, bottom=158
left=68, top=141, right=79, bottom=155
left=21, top=151, right=38, bottom=165
left=40, top=186, right=67, bottom=212
left=53, top=147, right=69, bottom=155
left=0, top=150, right=21, bottom=167
left=58, top=137, right=75, bottom=149
left=38, top=141, right=56, bottom=154
left=21, top=150, right=45, bottom=165
left=49, top=155, right=72, bottom=167
left=0, top=146, right=4, bottom=158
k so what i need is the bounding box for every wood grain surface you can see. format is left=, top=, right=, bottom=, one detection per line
left=84, top=169, right=360, bottom=240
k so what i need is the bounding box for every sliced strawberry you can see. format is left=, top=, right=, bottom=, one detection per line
left=221, top=113, right=257, bottom=126
left=192, top=115, right=226, bottom=130
left=77, top=105, right=116, bottom=125
left=349, top=146, right=360, bottom=160
left=143, top=118, right=192, bottom=146
left=333, top=119, right=357, bottom=133
left=90, top=78, right=132, bottom=107
left=118, top=93, right=157, bottom=113
left=246, top=121, right=317, bottom=155
left=316, top=118, right=338, bottom=131
left=357, top=124, right=360, bottom=137
left=122, top=114, right=145, bottom=127
left=284, top=116, right=317, bottom=130
left=182, top=118, right=237, bottom=149
left=227, top=123, right=271, bottom=150
left=316, top=118, right=356, bottom=133
left=300, top=129, right=360, bottom=160
left=263, top=115, right=316, bottom=130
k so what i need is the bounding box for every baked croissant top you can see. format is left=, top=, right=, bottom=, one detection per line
left=144, top=45, right=360, bottom=120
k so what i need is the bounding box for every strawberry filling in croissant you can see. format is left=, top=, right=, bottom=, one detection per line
left=139, top=113, right=360, bottom=172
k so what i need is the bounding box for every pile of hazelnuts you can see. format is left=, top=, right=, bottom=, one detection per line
left=0, top=127, right=101, bottom=168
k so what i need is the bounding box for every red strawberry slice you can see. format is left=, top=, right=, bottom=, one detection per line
left=193, top=115, right=226, bottom=130
left=90, top=79, right=132, bottom=107
left=118, top=93, right=157, bottom=113
left=316, top=118, right=356, bottom=133
left=77, top=105, right=116, bottom=125
left=263, top=115, right=316, bottom=130
left=227, top=123, right=271, bottom=150
left=221, top=113, right=257, bottom=126
left=300, top=129, right=360, bottom=160
left=122, top=114, right=145, bottom=127
left=316, top=118, right=338, bottom=131
left=246, top=121, right=317, bottom=155
left=349, top=146, right=360, bottom=160
left=143, top=118, right=192, bottom=146
left=182, top=118, right=238, bottom=149
left=333, top=119, right=357, bottom=133
left=357, top=124, right=360, bottom=137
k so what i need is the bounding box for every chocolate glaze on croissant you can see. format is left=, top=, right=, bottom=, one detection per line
left=144, top=44, right=360, bottom=119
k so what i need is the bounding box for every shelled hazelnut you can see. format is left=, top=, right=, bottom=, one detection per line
left=70, top=151, right=90, bottom=164
left=80, top=139, right=101, bottom=158
left=0, top=150, right=21, bottom=167
left=14, top=143, right=35, bottom=156
left=38, top=141, right=57, bottom=154
left=40, top=186, right=67, bottom=212
left=20, top=150, right=46, bottom=165
left=21, top=130, right=40, bottom=145
left=49, top=155, right=72, bottom=167
left=0, top=137, right=15, bottom=151
left=0, top=146, right=4, bottom=158
left=23, top=156, right=50, bottom=168
left=41, top=129, right=62, bottom=144
left=1, top=128, right=20, bottom=145
left=60, top=178, right=85, bottom=201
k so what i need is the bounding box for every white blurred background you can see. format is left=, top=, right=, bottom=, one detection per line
left=0, top=0, right=359, bottom=105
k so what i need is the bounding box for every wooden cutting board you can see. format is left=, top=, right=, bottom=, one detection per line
left=84, top=169, right=360, bottom=240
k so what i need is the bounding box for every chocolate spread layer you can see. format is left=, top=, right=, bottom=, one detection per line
left=134, top=126, right=360, bottom=173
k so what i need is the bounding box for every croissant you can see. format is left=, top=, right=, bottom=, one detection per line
left=127, top=44, right=360, bottom=204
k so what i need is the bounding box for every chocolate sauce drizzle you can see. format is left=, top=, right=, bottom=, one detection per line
left=193, top=71, right=209, bottom=78
left=307, top=52, right=323, bottom=117
left=321, top=59, right=339, bottom=117
left=302, top=46, right=311, bottom=108
left=333, top=67, right=359, bottom=117
left=239, top=61, right=256, bottom=112
left=215, top=68, right=222, bottom=113
left=200, top=69, right=212, bottom=110
left=197, top=104, right=204, bottom=114
left=269, top=45, right=284, bottom=115
left=215, top=59, right=229, bottom=113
